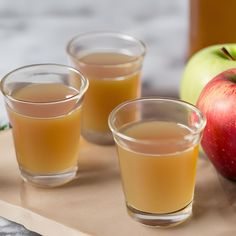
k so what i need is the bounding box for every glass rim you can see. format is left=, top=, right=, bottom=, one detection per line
left=0, top=63, right=89, bottom=105
left=108, top=97, right=207, bottom=145
left=66, top=31, right=147, bottom=68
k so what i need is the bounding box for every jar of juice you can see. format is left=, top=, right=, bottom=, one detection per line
left=189, top=0, right=236, bottom=57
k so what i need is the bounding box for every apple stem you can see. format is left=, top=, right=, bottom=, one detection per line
left=221, top=47, right=235, bottom=61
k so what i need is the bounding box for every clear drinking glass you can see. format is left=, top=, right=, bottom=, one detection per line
left=0, top=64, right=89, bottom=187
left=67, top=31, right=146, bottom=145
left=109, top=98, right=206, bottom=227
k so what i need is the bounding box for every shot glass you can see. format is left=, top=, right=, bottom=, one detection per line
left=109, top=98, right=206, bottom=227
left=0, top=64, right=89, bottom=187
left=67, top=31, right=146, bottom=145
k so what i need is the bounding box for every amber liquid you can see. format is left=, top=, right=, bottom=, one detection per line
left=189, top=0, right=236, bottom=57
left=73, top=52, right=141, bottom=133
left=117, top=121, right=199, bottom=214
left=8, top=83, right=82, bottom=174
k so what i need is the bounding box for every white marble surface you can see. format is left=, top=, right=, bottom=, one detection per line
left=0, top=0, right=188, bottom=234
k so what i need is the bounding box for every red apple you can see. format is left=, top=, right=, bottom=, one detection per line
left=197, top=68, right=236, bottom=180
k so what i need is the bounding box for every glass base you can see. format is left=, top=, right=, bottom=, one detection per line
left=127, top=202, right=192, bottom=227
left=20, top=167, right=78, bottom=188
left=82, top=128, right=114, bottom=145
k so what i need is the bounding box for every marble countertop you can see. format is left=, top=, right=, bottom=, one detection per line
left=0, top=0, right=188, bottom=234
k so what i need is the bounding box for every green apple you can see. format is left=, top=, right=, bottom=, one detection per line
left=180, top=44, right=236, bottom=105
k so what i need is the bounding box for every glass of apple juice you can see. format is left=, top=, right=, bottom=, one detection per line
left=0, top=64, right=89, bottom=187
left=67, top=31, right=146, bottom=145
left=108, top=98, right=206, bottom=227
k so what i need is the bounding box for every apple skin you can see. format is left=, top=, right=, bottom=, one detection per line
left=197, top=68, right=236, bottom=180
left=180, top=44, right=236, bottom=105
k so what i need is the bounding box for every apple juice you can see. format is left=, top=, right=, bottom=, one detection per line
left=7, top=83, right=82, bottom=174
left=116, top=121, right=199, bottom=214
left=72, top=52, right=141, bottom=133
left=189, top=0, right=236, bottom=57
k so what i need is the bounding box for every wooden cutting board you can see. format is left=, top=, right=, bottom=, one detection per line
left=0, top=130, right=236, bottom=236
